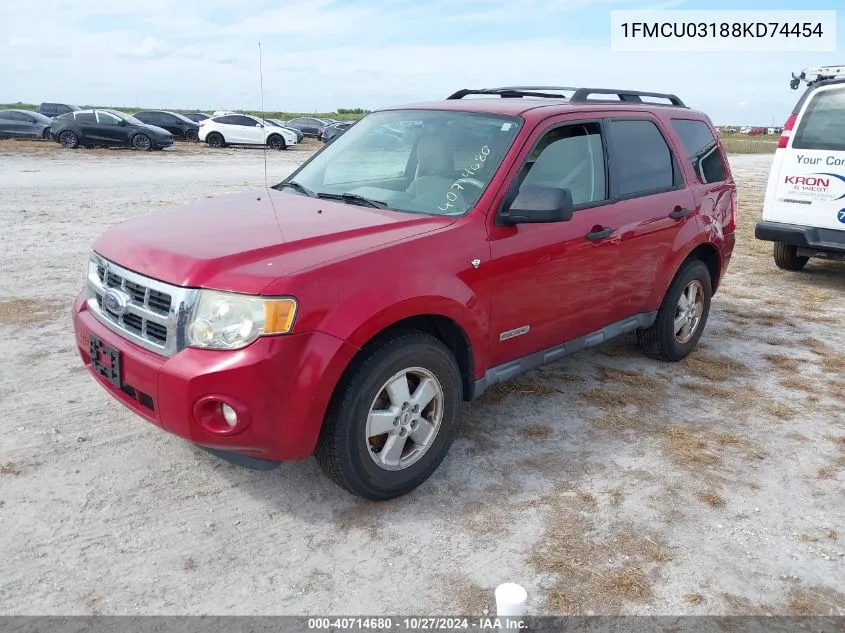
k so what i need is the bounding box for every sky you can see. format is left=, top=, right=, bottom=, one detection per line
left=1, top=0, right=842, bottom=124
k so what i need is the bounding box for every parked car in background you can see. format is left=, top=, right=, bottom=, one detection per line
left=746, top=127, right=767, bottom=136
left=50, top=109, right=173, bottom=150
left=199, top=113, right=298, bottom=149
left=319, top=121, right=353, bottom=143
left=183, top=112, right=211, bottom=123
left=0, top=109, right=53, bottom=140
left=133, top=110, right=200, bottom=141
left=283, top=116, right=331, bottom=137
left=38, top=102, right=80, bottom=118
left=268, top=119, right=304, bottom=142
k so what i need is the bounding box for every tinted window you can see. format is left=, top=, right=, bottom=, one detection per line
left=41, top=104, right=56, bottom=115
left=232, top=116, right=258, bottom=126
left=55, top=112, right=73, bottom=121
left=671, top=119, right=727, bottom=184
left=0, top=111, right=10, bottom=119
left=519, top=122, right=607, bottom=205
left=608, top=119, right=675, bottom=196
left=75, top=112, right=96, bottom=123
left=135, top=112, right=157, bottom=123
left=215, top=115, right=239, bottom=125
left=97, top=111, right=121, bottom=125
left=10, top=112, right=34, bottom=122
left=56, top=105, right=71, bottom=114
left=792, top=87, right=845, bottom=151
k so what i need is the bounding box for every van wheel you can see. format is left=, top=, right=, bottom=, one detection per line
left=315, top=331, right=463, bottom=500
left=637, top=259, right=712, bottom=362
left=773, top=242, right=808, bottom=271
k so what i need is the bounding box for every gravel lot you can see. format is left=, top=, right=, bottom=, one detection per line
left=0, top=140, right=843, bottom=616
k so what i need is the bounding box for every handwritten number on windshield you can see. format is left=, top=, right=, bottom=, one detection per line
left=439, top=145, right=490, bottom=213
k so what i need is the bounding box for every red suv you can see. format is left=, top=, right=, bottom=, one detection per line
left=73, top=86, right=736, bottom=499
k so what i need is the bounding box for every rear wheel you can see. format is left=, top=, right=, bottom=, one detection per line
left=267, top=134, right=285, bottom=151
left=315, top=331, right=463, bottom=500
left=637, top=259, right=712, bottom=362
left=131, top=133, right=152, bottom=151
left=773, top=242, right=809, bottom=271
left=42, top=129, right=52, bottom=141
left=206, top=132, right=225, bottom=148
left=58, top=130, right=79, bottom=149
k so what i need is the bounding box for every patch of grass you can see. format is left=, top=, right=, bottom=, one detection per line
left=681, top=351, right=748, bottom=382
left=680, top=382, right=733, bottom=398
left=580, top=386, right=652, bottom=409
left=802, top=337, right=827, bottom=355
left=0, top=462, right=22, bottom=476
left=608, top=488, right=623, bottom=506
left=826, top=529, right=837, bottom=541
left=763, top=353, right=800, bottom=372
left=817, top=467, right=836, bottom=480
left=662, top=426, right=721, bottom=469
left=183, top=557, right=198, bottom=571
left=778, top=376, right=812, bottom=392
left=683, top=593, right=705, bottom=605
left=0, top=298, right=65, bottom=326
left=698, top=490, right=727, bottom=507
left=521, top=424, right=553, bottom=439
left=821, top=353, right=845, bottom=373
left=767, top=403, right=797, bottom=420
left=592, top=409, right=653, bottom=431
left=597, top=366, right=663, bottom=390
left=715, top=433, right=743, bottom=446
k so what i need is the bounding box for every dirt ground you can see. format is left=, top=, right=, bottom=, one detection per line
left=0, top=139, right=843, bottom=616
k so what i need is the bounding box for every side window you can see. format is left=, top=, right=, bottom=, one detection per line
left=214, top=116, right=236, bottom=125
left=0, top=111, right=10, bottom=119
left=792, top=87, right=845, bottom=151
left=135, top=112, right=155, bottom=123
left=517, top=122, right=607, bottom=206
left=670, top=119, right=727, bottom=184
left=10, top=112, right=33, bottom=122
left=607, top=119, right=676, bottom=197
left=233, top=116, right=259, bottom=126
left=75, top=112, right=96, bottom=123
left=96, top=111, right=121, bottom=125
left=56, top=105, right=70, bottom=114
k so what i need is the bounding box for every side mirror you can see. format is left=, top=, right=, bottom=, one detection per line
left=500, top=185, right=575, bottom=225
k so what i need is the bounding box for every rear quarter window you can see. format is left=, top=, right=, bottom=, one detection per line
left=670, top=119, right=727, bottom=184
left=792, top=86, right=845, bottom=151
left=607, top=119, right=677, bottom=197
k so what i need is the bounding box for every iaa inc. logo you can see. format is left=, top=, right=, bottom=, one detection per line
left=838, top=208, right=845, bottom=224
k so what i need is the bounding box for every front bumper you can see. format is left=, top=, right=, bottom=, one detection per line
left=72, top=291, right=357, bottom=462
left=755, top=220, right=845, bottom=255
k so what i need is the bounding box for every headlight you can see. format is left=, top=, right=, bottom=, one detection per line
left=187, top=290, right=297, bottom=350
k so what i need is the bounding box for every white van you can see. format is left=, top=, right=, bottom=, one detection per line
left=756, top=66, right=845, bottom=270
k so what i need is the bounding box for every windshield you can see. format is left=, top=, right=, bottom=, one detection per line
left=277, top=109, right=522, bottom=216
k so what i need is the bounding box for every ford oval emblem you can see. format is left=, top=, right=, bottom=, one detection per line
left=103, top=288, right=129, bottom=316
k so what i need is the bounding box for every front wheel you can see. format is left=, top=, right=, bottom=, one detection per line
left=266, top=134, right=285, bottom=151
left=131, top=133, right=152, bottom=151
left=773, top=242, right=809, bottom=271
left=637, top=259, right=712, bottom=362
left=315, top=331, right=463, bottom=500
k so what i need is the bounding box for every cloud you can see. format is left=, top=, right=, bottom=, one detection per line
left=122, top=37, right=172, bottom=59
left=8, top=37, right=32, bottom=47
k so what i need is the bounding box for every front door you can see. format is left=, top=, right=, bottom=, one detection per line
left=95, top=111, right=131, bottom=145
left=487, top=117, right=620, bottom=368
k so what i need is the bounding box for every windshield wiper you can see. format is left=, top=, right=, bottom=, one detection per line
left=315, top=192, right=388, bottom=209
left=276, top=180, right=316, bottom=198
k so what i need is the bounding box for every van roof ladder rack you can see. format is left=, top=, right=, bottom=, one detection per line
left=445, top=86, right=686, bottom=107
left=790, top=65, right=845, bottom=89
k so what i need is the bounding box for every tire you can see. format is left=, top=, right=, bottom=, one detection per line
left=206, top=132, right=225, bottom=148
left=773, top=242, right=809, bottom=271
left=266, top=134, right=285, bottom=151
left=637, top=259, right=712, bottom=362
left=131, top=133, right=152, bottom=151
left=184, top=129, right=199, bottom=142
left=58, top=130, right=79, bottom=149
left=42, top=129, right=52, bottom=141
left=315, top=331, right=463, bottom=500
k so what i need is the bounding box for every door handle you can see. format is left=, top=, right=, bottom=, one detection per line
left=669, top=207, right=690, bottom=219
left=586, top=226, right=613, bottom=241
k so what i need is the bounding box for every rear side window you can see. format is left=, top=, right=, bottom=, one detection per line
left=607, top=119, right=677, bottom=197
left=215, top=115, right=238, bottom=124
left=792, top=87, right=845, bottom=151
left=75, top=112, right=96, bottom=123
left=671, top=119, right=727, bottom=184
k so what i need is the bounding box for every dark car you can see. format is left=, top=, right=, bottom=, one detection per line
left=50, top=109, right=173, bottom=150
left=267, top=119, right=304, bottom=142
left=283, top=116, right=331, bottom=137
left=38, top=102, right=80, bottom=118
left=183, top=112, right=211, bottom=123
left=133, top=110, right=200, bottom=141
left=319, top=121, right=353, bottom=143
left=0, top=109, right=53, bottom=140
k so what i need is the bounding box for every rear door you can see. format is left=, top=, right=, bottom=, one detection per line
left=600, top=115, right=696, bottom=321
left=764, top=84, right=845, bottom=231
left=74, top=111, right=101, bottom=143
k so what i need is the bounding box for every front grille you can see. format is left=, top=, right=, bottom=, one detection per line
left=87, top=253, right=196, bottom=357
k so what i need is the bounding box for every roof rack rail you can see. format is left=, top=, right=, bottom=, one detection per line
left=790, top=65, right=845, bottom=89
left=446, top=86, right=686, bottom=107
left=569, top=88, right=685, bottom=107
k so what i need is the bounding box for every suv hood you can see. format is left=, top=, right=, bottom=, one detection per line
left=92, top=189, right=453, bottom=294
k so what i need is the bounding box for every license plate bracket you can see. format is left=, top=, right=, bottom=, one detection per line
left=89, top=334, right=122, bottom=388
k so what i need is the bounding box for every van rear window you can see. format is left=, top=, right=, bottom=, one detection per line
left=792, top=87, right=845, bottom=151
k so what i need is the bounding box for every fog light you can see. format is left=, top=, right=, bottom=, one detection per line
left=221, top=403, right=238, bottom=427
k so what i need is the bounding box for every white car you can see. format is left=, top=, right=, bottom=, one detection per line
left=756, top=65, right=845, bottom=270
left=198, top=113, right=298, bottom=150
